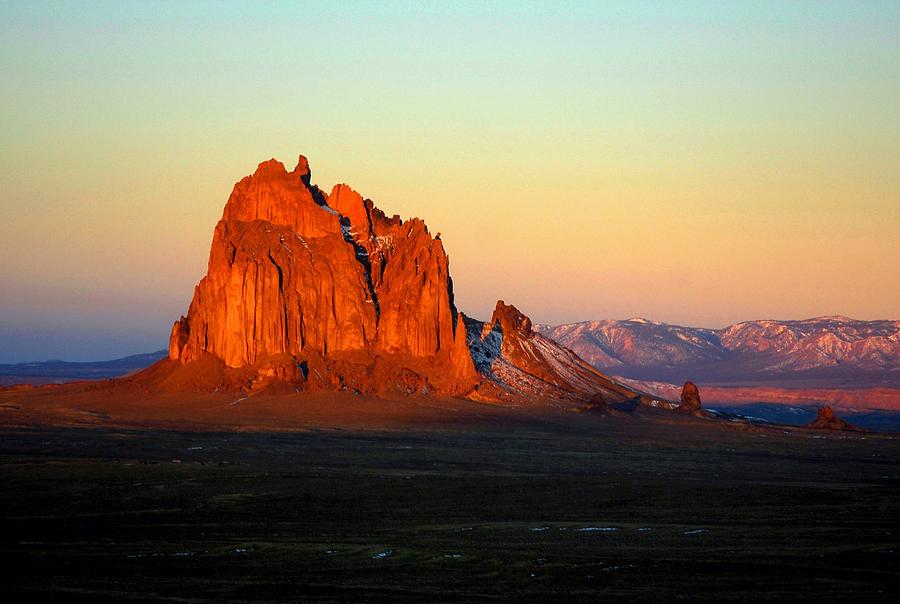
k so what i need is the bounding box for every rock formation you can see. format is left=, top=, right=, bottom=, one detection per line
left=678, top=381, right=702, bottom=414
left=168, top=155, right=476, bottom=395
left=806, top=406, right=857, bottom=431
left=480, top=301, right=558, bottom=385
left=465, top=300, right=645, bottom=404
left=161, top=154, right=652, bottom=404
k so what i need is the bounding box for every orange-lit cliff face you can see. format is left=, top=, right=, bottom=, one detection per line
left=168, top=155, right=476, bottom=394
left=165, top=154, right=645, bottom=404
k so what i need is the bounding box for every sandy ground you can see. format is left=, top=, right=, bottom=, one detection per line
left=0, top=379, right=577, bottom=432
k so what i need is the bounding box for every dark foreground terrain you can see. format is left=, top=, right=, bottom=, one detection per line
left=2, top=415, right=899, bottom=602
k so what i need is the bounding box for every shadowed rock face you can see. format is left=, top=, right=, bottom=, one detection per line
left=678, top=381, right=702, bottom=414
left=168, top=155, right=476, bottom=394
left=806, top=406, right=857, bottom=431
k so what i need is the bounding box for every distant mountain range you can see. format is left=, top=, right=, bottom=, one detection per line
left=538, top=317, right=900, bottom=388
left=0, top=351, right=168, bottom=386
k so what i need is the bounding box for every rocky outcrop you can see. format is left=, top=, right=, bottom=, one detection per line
left=168, top=155, right=476, bottom=395
left=465, top=301, right=646, bottom=405
left=678, top=381, right=702, bottom=414
left=806, top=406, right=858, bottom=431
left=480, top=301, right=557, bottom=385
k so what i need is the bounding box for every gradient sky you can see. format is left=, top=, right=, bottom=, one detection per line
left=1, top=1, right=898, bottom=362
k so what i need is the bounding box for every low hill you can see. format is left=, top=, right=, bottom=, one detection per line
left=0, top=351, right=168, bottom=386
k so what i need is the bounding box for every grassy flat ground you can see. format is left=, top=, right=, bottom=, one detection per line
left=1, top=408, right=899, bottom=602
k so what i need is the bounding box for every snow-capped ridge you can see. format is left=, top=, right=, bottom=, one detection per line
left=538, top=316, right=900, bottom=379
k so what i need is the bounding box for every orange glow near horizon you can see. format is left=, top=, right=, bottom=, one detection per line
left=1, top=2, right=898, bottom=361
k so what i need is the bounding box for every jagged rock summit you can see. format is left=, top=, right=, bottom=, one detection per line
left=167, top=155, right=475, bottom=395
left=160, top=154, right=647, bottom=404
